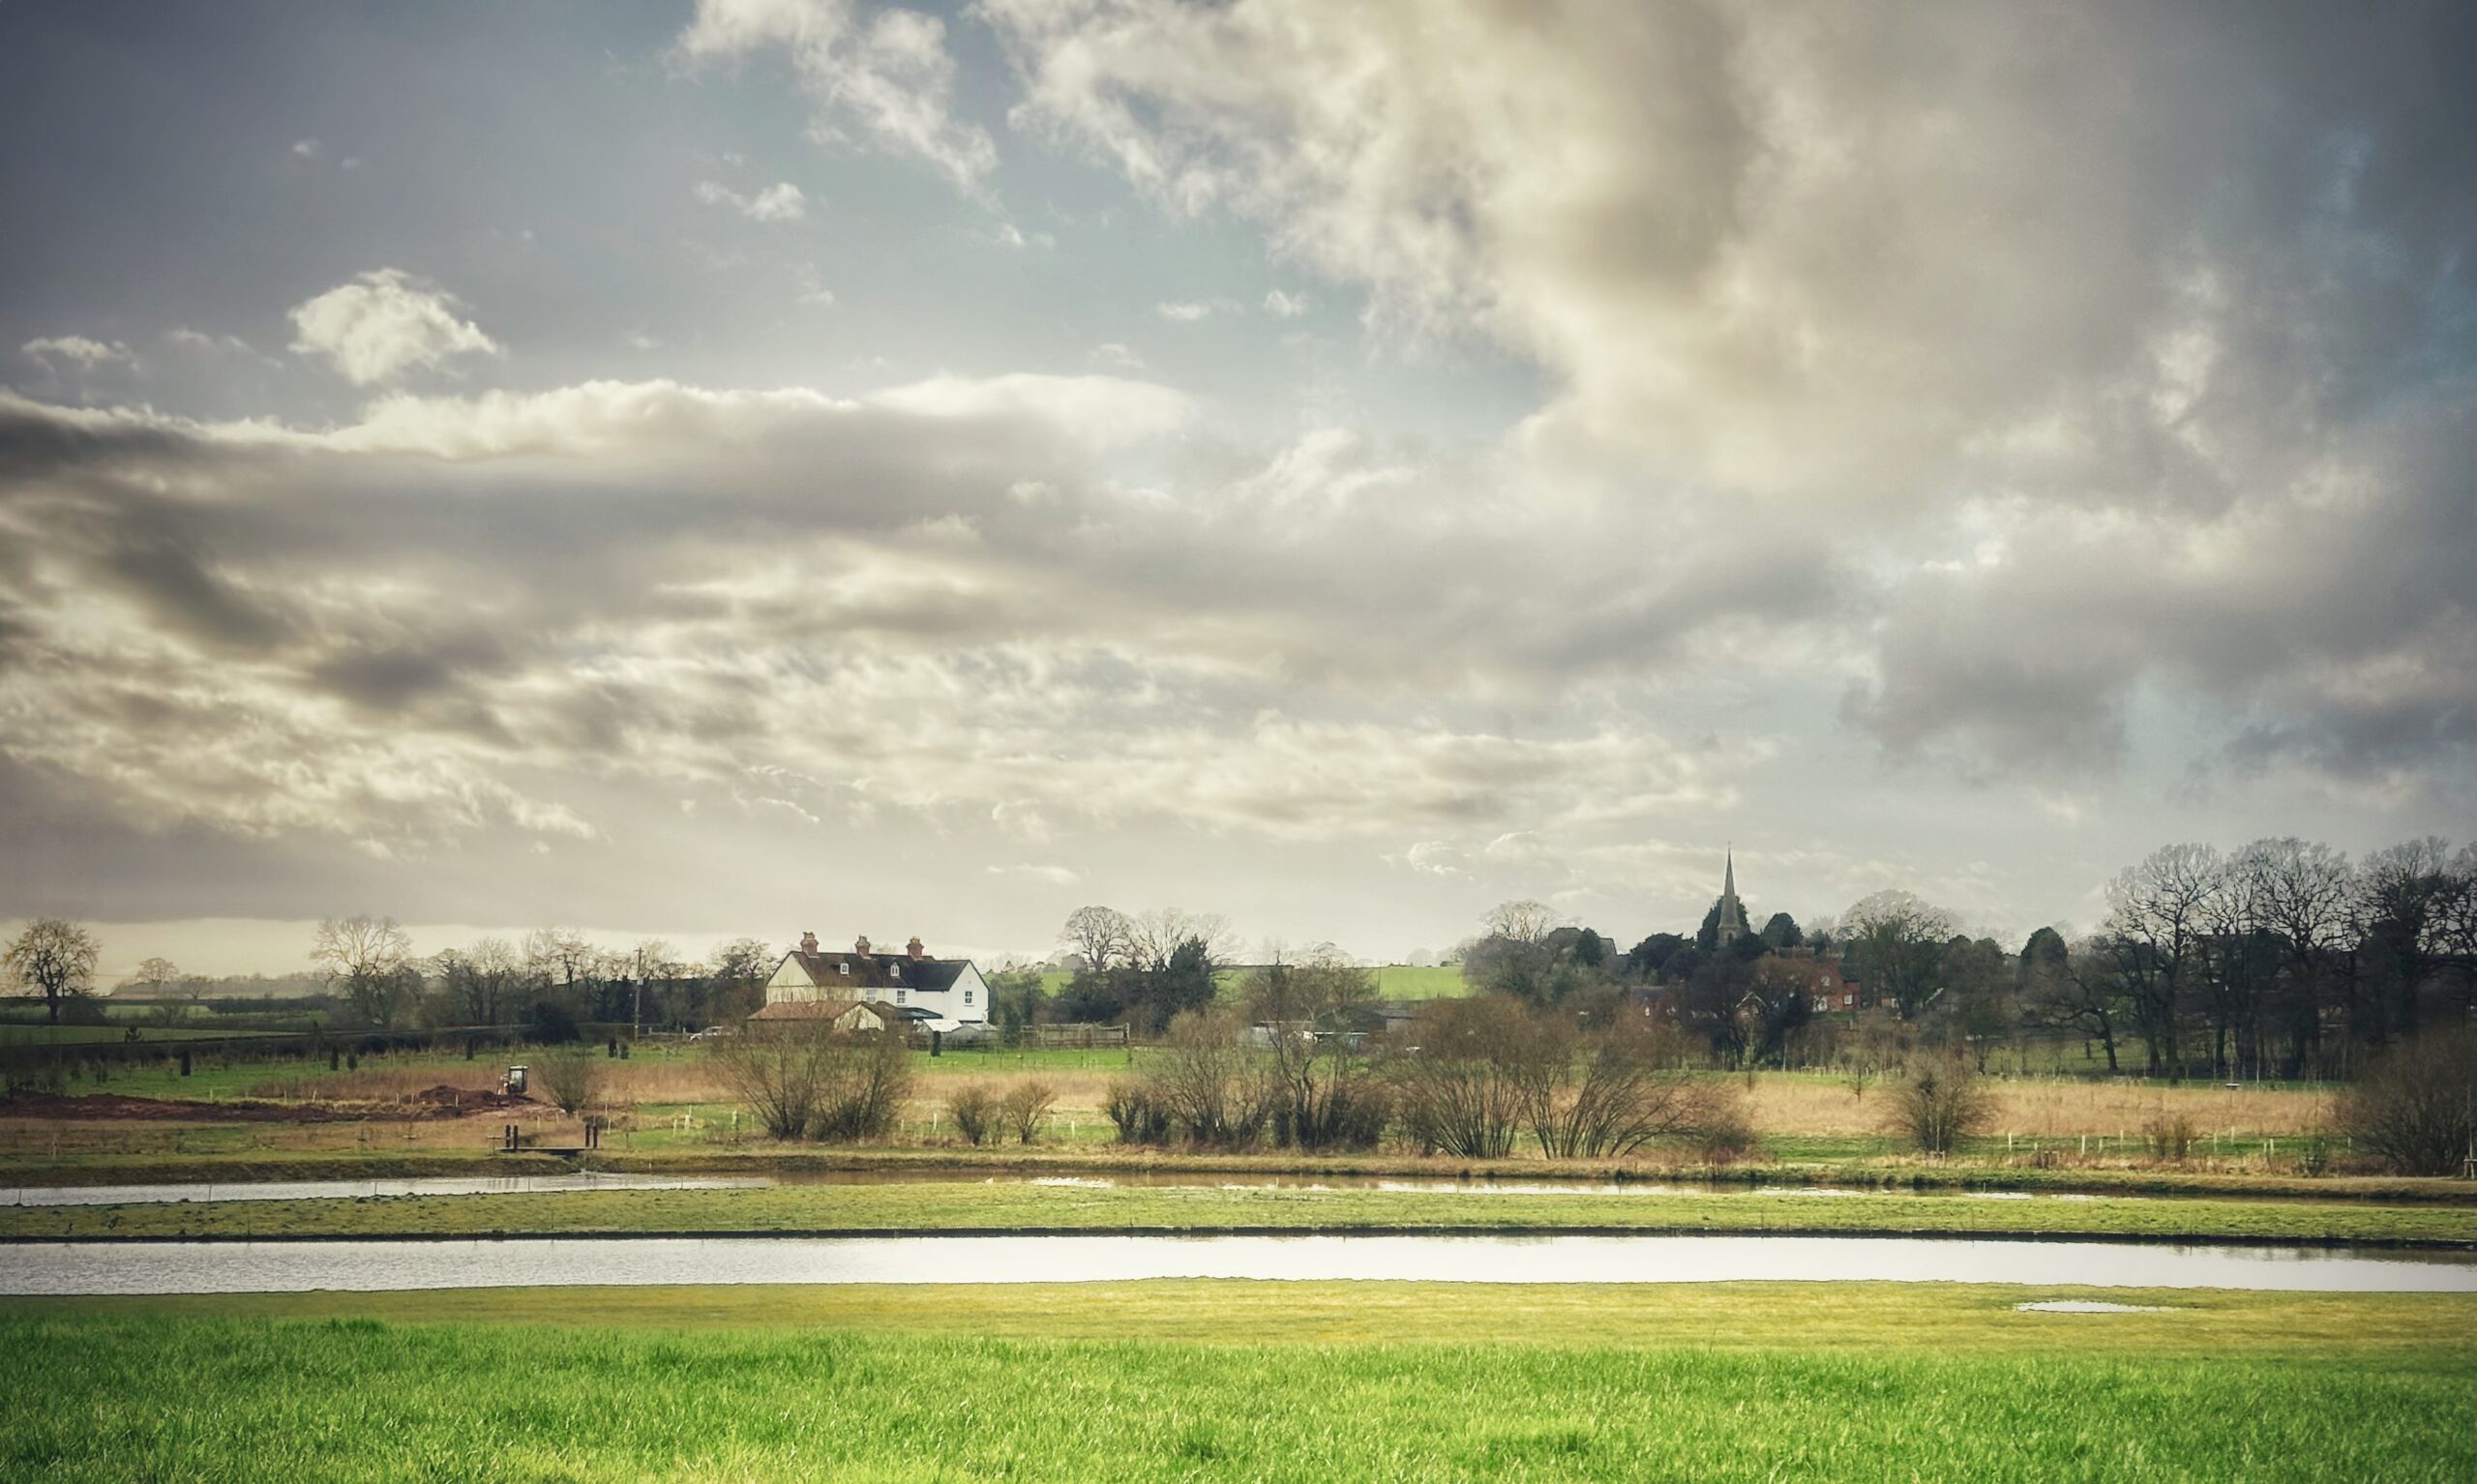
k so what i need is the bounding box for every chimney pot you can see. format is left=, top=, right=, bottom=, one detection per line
left=799, top=931, right=818, bottom=954
left=907, top=935, right=924, bottom=961
left=854, top=935, right=872, bottom=955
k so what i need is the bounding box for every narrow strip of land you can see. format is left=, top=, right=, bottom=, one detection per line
left=8, top=1280, right=2468, bottom=1355
left=2, top=1180, right=2465, bottom=1245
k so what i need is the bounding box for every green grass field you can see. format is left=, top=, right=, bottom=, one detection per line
left=2, top=1179, right=2463, bottom=1245
left=3, top=1283, right=2467, bottom=1481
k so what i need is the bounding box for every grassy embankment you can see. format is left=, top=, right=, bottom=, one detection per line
left=3, top=1284, right=2468, bottom=1481
left=4, top=1180, right=2467, bottom=1245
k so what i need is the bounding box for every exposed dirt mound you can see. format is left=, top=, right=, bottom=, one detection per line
left=408, top=1084, right=535, bottom=1114
left=0, top=1088, right=537, bottom=1123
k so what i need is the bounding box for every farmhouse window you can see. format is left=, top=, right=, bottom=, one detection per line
left=964, top=989, right=973, bottom=1005
left=896, top=990, right=907, bottom=1005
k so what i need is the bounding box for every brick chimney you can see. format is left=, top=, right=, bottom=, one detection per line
left=799, top=931, right=818, bottom=955
left=906, top=935, right=924, bottom=961
left=854, top=935, right=872, bottom=955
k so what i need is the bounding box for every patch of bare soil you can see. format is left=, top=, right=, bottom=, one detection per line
left=0, top=1086, right=537, bottom=1123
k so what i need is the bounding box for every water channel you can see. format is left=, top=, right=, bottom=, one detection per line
left=4, top=1233, right=2468, bottom=1296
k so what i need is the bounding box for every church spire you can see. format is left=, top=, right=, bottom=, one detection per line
left=1712, top=845, right=1748, bottom=947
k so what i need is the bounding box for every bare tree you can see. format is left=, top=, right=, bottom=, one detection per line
left=534, top=1045, right=603, bottom=1115
left=1839, top=890, right=1955, bottom=1017
left=2104, top=844, right=2222, bottom=1077
left=712, top=1022, right=835, bottom=1139
left=1060, top=906, right=1133, bottom=972
left=2336, top=1029, right=2474, bottom=1175
left=312, top=915, right=415, bottom=1026
left=708, top=937, right=776, bottom=1023
left=1463, top=901, right=1567, bottom=1001
left=1507, top=1011, right=1720, bottom=1159
left=946, top=1083, right=1000, bottom=1145
left=1892, top=1053, right=1996, bottom=1155
left=4, top=919, right=101, bottom=1024
left=129, top=956, right=182, bottom=998
left=1148, top=1007, right=1276, bottom=1146
left=810, top=1029, right=912, bottom=1143
left=1245, top=943, right=1385, bottom=1149
left=1000, top=1079, right=1058, bottom=1144
left=1387, top=995, right=1527, bottom=1158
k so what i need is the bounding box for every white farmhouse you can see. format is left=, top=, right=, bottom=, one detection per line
left=755, top=932, right=991, bottom=1034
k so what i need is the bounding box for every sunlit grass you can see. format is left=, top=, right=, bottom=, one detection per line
left=2, top=1176, right=2462, bottom=1243
left=2, top=1288, right=2466, bottom=1482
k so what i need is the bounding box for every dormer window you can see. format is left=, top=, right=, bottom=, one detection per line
left=838, top=962, right=851, bottom=976
left=891, top=964, right=902, bottom=979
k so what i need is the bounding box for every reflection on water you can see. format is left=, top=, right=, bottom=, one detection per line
left=5, top=1232, right=2469, bottom=1296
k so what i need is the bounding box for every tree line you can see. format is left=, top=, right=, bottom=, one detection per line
left=1446, top=837, right=2476, bottom=1083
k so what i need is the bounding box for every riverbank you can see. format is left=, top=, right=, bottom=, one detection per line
left=3, top=1285, right=2467, bottom=1481
left=5, top=1142, right=2467, bottom=1203
left=3, top=1179, right=2466, bottom=1246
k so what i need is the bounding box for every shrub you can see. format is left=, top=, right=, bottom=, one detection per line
left=809, top=1032, right=911, bottom=1143
left=534, top=1047, right=601, bottom=1114
left=2336, top=1031, right=2474, bottom=1176
left=1102, top=1078, right=1171, bottom=1143
left=1149, top=1008, right=1277, bottom=1148
left=1385, top=995, right=1527, bottom=1159
left=1000, top=1080, right=1058, bottom=1144
left=713, top=1024, right=912, bottom=1143
left=1692, top=1090, right=1760, bottom=1166
left=946, top=1083, right=1000, bottom=1145
left=1892, top=1055, right=1993, bottom=1155
left=2143, top=1113, right=2196, bottom=1161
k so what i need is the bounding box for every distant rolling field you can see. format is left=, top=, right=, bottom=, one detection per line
left=1031, top=965, right=1468, bottom=1004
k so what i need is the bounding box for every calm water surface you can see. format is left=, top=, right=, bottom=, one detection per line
left=4, top=1233, right=2468, bottom=1295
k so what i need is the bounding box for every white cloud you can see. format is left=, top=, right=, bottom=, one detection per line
left=987, top=864, right=1080, bottom=886
left=290, top=138, right=319, bottom=160
left=21, top=336, right=135, bottom=370
left=1088, top=341, right=1146, bottom=370
left=1263, top=289, right=1308, bottom=318
left=286, top=269, right=501, bottom=386
left=678, top=0, right=998, bottom=192
left=695, top=178, right=808, bottom=222
left=986, top=0, right=2477, bottom=788
left=1156, top=300, right=1213, bottom=322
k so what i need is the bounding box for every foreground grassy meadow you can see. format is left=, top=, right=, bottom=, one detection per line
left=6, top=1283, right=2469, bottom=1482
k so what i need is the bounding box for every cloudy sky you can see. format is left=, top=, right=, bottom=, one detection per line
left=2, top=1, right=2470, bottom=977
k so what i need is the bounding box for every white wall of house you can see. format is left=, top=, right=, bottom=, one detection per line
left=855, top=961, right=989, bottom=1032
left=764, top=953, right=990, bottom=1032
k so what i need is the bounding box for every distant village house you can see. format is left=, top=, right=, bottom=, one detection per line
left=750, top=932, right=992, bottom=1034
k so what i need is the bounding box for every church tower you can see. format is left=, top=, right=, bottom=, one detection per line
left=1711, top=846, right=1750, bottom=948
